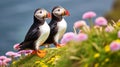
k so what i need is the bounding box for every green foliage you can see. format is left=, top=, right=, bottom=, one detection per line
left=10, top=23, right=120, bottom=67
left=10, top=48, right=63, bottom=67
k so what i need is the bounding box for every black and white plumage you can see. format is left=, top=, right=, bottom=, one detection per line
left=19, top=8, right=51, bottom=51
left=44, top=6, right=70, bottom=47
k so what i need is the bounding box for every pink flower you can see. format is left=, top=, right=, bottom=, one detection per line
left=110, top=41, right=120, bottom=51
left=105, top=26, right=114, bottom=32
left=0, top=56, right=7, bottom=61
left=74, top=20, right=87, bottom=28
left=75, top=33, right=88, bottom=41
left=82, top=11, right=96, bottom=19
left=18, top=50, right=25, bottom=54
left=118, top=30, right=120, bottom=38
left=0, top=56, right=11, bottom=66
left=6, top=51, right=21, bottom=57
left=0, top=60, right=7, bottom=66
left=24, top=50, right=33, bottom=55
left=95, top=17, right=107, bottom=26
left=18, top=50, right=33, bottom=55
left=60, top=32, right=76, bottom=44
left=13, top=43, right=20, bottom=50
left=3, top=58, right=11, bottom=63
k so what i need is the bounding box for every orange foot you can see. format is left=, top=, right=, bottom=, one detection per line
left=31, top=50, right=47, bottom=58
left=55, top=44, right=63, bottom=48
left=36, top=50, right=47, bottom=58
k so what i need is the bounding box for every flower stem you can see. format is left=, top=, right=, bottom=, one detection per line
left=88, top=18, right=93, bottom=28
left=92, top=43, right=101, bottom=52
left=73, top=27, right=77, bottom=34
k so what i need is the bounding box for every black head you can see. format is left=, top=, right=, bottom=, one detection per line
left=34, top=8, right=51, bottom=20
left=52, top=6, right=70, bottom=17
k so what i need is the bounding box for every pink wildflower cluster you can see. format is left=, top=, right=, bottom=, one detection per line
left=18, top=50, right=33, bottom=55
left=95, top=17, right=107, bottom=26
left=110, top=40, right=120, bottom=51
left=0, top=43, right=34, bottom=66
left=60, top=32, right=76, bottom=44
left=76, top=33, right=88, bottom=41
left=6, top=51, right=21, bottom=58
left=74, top=20, right=87, bottom=29
left=82, top=11, right=96, bottom=19
left=74, top=11, right=108, bottom=31
left=0, top=56, right=11, bottom=66
left=60, top=32, right=88, bottom=44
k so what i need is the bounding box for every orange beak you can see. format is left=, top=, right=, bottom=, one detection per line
left=65, top=10, right=70, bottom=16
left=47, top=12, right=51, bottom=19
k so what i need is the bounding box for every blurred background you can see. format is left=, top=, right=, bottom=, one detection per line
left=0, top=0, right=114, bottom=55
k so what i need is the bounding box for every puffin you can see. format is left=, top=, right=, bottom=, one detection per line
left=44, top=6, right=70, bottom=48
left=18, top=8, right=51, bottom=58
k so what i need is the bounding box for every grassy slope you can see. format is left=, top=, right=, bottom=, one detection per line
left=10, top=27, right=120, bottom=67
left=10, top=48, right=65, bottom=67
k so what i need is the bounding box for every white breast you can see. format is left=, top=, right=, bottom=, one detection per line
left=35, top=21, right=50, bottom=50
left=54, top=18, right=67, bottom=42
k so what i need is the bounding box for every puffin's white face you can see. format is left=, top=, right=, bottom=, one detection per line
left=35, top=9, right=51, bottom=19
left=53, top=7, right=65, bottom=16
left=52, top=6, right=70, bottom=16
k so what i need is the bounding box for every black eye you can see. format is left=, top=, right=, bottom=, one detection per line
left=58, top=9, right=60, bottom=11
left=40, top=11, right=42, bottom=13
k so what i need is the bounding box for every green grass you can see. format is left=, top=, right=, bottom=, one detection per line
left=10, top=23, right=120, bottom=67
left=10, top=48, right=64, bottom=67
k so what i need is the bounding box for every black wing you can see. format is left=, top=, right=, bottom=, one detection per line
left=19, top=24, right=40, bottom=50
left=49, top=22, right=58, bottom=35
left=24, top=25, right=40, bottom=42
left=44, top=20, right=58, bottom=44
